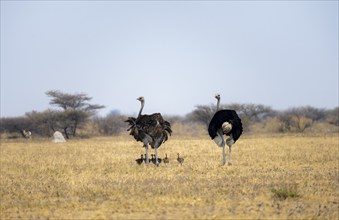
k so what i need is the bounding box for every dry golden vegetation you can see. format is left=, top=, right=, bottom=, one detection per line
left=1, top=134, right=338, bottom=219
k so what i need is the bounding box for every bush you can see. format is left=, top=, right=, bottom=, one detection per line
left=271, top=183, right=299, bottom=200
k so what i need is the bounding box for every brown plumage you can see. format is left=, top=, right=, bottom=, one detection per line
left=177, top=153, right=184, bottom=166
left=163, top=153, right=169, bottom=165
left=125, top=97, right=172, bottom=166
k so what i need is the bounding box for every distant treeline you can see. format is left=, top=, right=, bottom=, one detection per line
left=0, top=90, right=338, bottom=139
left=1, top=104, right=338, bottom=139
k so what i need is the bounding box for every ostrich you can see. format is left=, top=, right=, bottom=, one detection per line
left=163, top=153, right=169, bottom=165
left=22, top=129, right=32, bottom=140
left=208, top=94, right=243, bottom=165
left=177, top=153, right=184, bottom=165
left=135, top=154, right=144, bottom=165
left=125, top=96, right=172, bottom=166
left=152, top=155, right=162, bottom=165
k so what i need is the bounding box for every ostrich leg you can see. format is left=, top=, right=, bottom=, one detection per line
left=226, top=136, right=235, bottom=165
left=228, top=145, right=232, bottom=165
left=222, top=143, right=226, bottom=165
left=144, top=144, right=150, bottom=165
left=154, top=147, right=159, bottom=166
left=218, top=130, right=226, bottom=165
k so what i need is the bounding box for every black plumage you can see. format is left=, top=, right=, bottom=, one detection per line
left=208, top=94, right=243, bottom=165
left=208, top=110, right=243, bottom=143
left=135, top=154, right=144, bottom=165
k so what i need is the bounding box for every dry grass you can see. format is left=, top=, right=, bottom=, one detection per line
left=1, top=134, right=338, bottom=219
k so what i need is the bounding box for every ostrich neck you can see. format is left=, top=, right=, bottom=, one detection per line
left=216, top=98, right=220, bottom=111
left=138, top=101, right=144, bottom=117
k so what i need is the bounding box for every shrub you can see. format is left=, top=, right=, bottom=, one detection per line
left=271, top=183, right=299, bottom=200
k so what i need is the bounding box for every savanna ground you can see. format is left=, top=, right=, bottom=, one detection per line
left=0, top=134, right=338, bottom=219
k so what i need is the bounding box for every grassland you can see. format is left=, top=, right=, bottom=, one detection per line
left=0, top=134, right=338, bottom=219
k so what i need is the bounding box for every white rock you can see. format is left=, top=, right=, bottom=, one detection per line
left=52, top=131, right=66, bottom=143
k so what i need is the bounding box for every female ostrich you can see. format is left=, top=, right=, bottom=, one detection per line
left=208, top=94, right=243, bottom=165
left=125, top=97, right=172, bottom=166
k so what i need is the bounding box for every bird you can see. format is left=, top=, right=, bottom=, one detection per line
left=151, top=154, right=157, bottom=165
left=125, top=96, right=172, bottom=166
left=151, top=154, right=162, bottom=165
left=135, top=154, right=144, bottom=165
left=163, top=153, right=169, bottom=165
left=208, top=94, right=243, bottom=165
left=177, top=153, right=184, bottom=166
left=22, top=129, right=32, bottom=140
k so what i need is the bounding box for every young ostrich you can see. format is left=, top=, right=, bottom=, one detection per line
left=135, top=154, right=144, bottom=165
left=163, top=153, right=169, bottom=165
left=125, top=97, right=172, bottom=166
left=208, top=94, right=243, bottom=165
left=177, top=153, right=184, bottom=166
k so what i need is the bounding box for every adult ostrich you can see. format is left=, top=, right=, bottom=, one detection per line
left=22, top=129, right=32, bottom=140
left=125, top=97, right=172, bottom=166
left=208, top=94, right=243, bottom=165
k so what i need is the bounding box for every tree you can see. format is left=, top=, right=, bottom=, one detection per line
left=325, top=107, right=339, bottom=126
left=0, top=116, right=31, bottom=138
left=188, top=105, right=215, bottom=128
left=92, top=114, right=126, bottom=136
left=188, top=103, right=273, bottom=131
left=279, top=106, right=326, bottom=132
left=46, top=90, right=104, bottom=138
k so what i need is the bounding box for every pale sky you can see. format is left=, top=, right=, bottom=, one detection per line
left=1, top=0, right=338, bottom=117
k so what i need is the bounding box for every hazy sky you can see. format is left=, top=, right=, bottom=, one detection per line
left=1, top=0, right=338, bottom=117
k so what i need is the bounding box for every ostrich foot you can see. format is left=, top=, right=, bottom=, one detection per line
left=228, top=162, right=232, bottom=166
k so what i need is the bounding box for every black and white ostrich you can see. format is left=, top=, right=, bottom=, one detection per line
left=22, top=129, right=32, bottom=140
left=208, top=94, right=243, bottom=165
left=125, top=97, right=172, bottom=166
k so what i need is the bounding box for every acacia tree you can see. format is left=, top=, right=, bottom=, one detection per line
left=46, top=90, right=104, bottom=138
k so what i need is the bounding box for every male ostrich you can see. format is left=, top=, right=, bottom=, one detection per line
left=125, top=97, right=172, bottom=166
left=22, top=129, right=32, bottom=140
left=208, top=94, right=243, bottom=165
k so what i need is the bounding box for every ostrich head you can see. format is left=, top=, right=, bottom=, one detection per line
left=137, top=96, right=145, bottom=102
left=215, top=94, right=221, bottom=111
